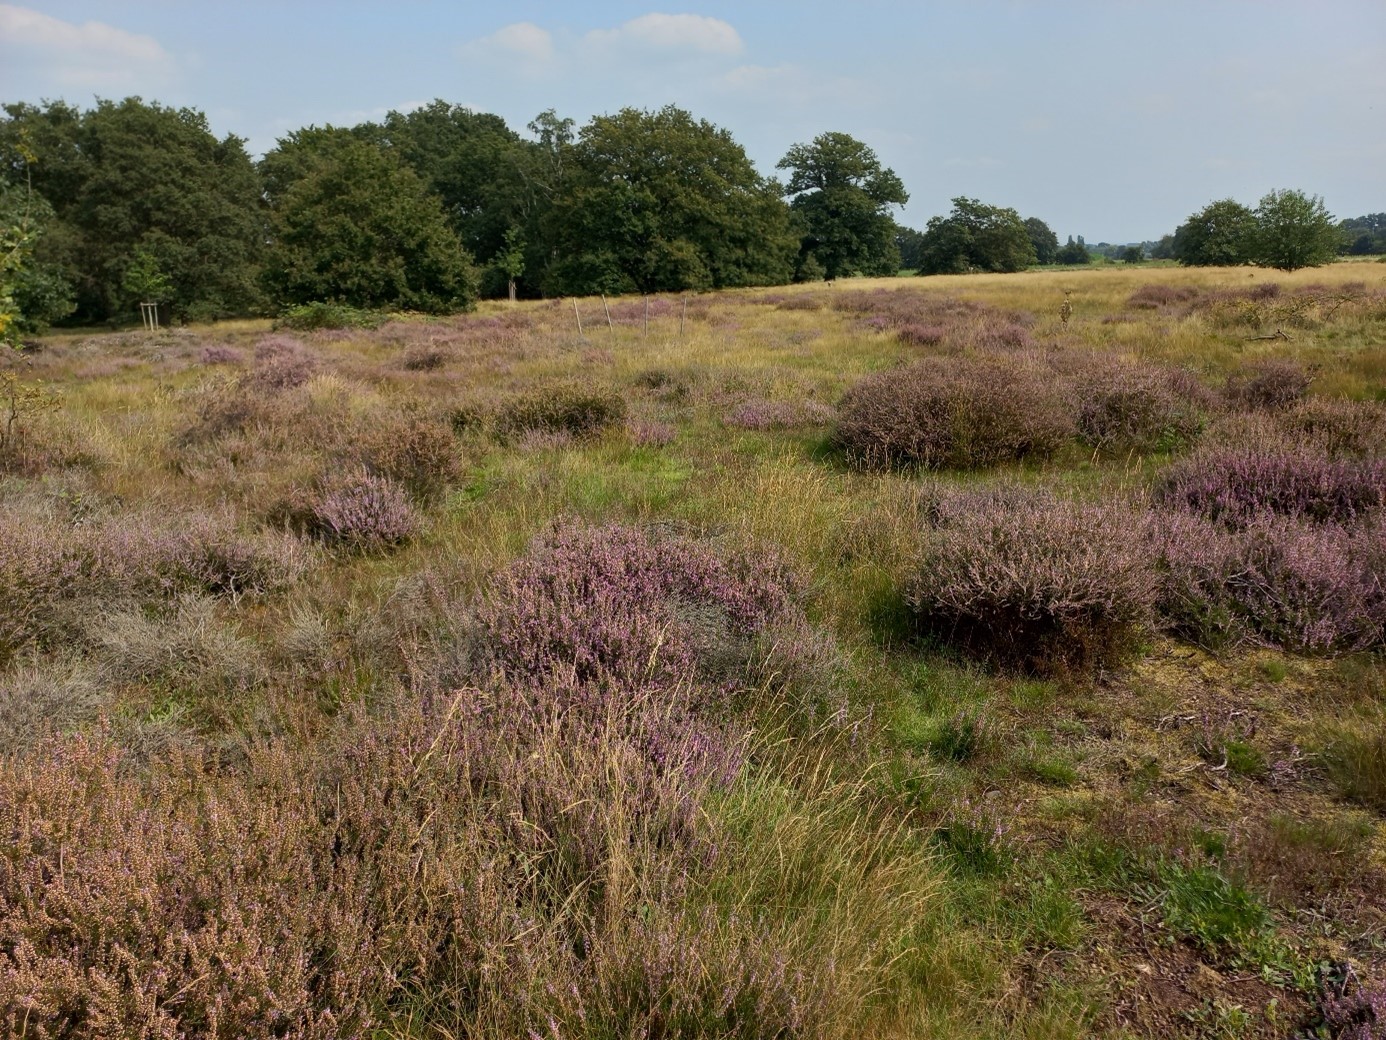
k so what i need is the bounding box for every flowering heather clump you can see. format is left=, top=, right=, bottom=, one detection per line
left=301, top=471, right=419, bottom=551
left=248, top=334, right=319, bottom=391
left=906, top=490, right=1156, bottom=675
left=836, top=356, right=1076, bottom=470
left=896, top=323, right=948, bottom=346
left=1152, top=511, right=1386, bottom=653
left=155, top=512, right=312, bottom=598
left=1319, top=973, right=1386, bottom=1040
left=725, top=398, right=835, bottom=431
left=480, top=522, right=802, bottom=696
left=1157, top=448, right=1386, bottom=526
left=1225, top=358, right=1313, bottom=411
left=494, top=382, right=627, bottom=440
left=0, top=682, right=768, bottom=1038
left=399, top=343, right=452, bottom=370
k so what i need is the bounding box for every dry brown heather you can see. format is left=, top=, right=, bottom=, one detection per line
left=2, top=259, right=1385, bottom=1039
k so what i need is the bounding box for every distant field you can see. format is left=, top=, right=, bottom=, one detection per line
left=2, top=261, right=1384, bottom=1038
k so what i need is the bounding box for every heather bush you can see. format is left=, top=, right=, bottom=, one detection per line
left=1320, top=973, right=1386, bottom=1039
left=479, top=522, right=803, bottom=697
left=198, top=344, right=242, bottom=365
left=1157, top=448, right=1385, bottom=526
left=836, top=356, right=1076, bottom=470
left=248, top=334, right=319, bottom=391
left=494, top=382, right=627, bottom=441
left=1283, top=397, right=1386, bottom=458
left=1225, top=358, right=1313, bottom=411
left=348, top=410, right=463, bottom=502
left=1152, top=511, right=1386, bottom=653
left=285, top=471, right=420, bottom=551
left=1073, top=359, right=1210, bottom=454
left=905, top=490, right=1156, bottom=675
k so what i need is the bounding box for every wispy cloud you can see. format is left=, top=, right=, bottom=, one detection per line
left=583, top=14, right=743, bottom=56
left=0, top=4, right=172, bottom=88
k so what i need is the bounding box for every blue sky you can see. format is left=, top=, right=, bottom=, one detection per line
left=2, top=1, right=1383, bottom=242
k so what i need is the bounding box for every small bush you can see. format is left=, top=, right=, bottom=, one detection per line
left=905, top=491, right=1155, bottom=675
left=247, top=335, right=319, bottom=391
left=836, top=356, right=1076, bottom=471
left=288, top=471, right=420, bottom=551
left=1284, top=397, right=1386, bottom=458
left=0, top=662, right=105, bottom=754
left=1152, top=511, right=1386, bottom=653
left=1074, top=360, right=1209, bottom=454
left=273, top=301, right=384, bottom=331
left=350, top=411, right=463, bottom=503
left=1127, top=284, right=1200, bottom=310
left=1319, top=974, right=1386, bottom=1040
left=1225, top=358, right=1313, bottom=411
left=199, top=344, right=242, bottom=365
left=629, top=419, right=677, bottom=447
left=1158, top=448, right=1386, bottom=526
left=494, top=382, right=627, bottom=441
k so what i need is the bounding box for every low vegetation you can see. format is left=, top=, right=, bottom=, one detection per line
left=1, top=261, right=1384, bottom=1039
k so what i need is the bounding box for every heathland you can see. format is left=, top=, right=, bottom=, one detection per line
left=2, top=260, right=1384, bottom=1038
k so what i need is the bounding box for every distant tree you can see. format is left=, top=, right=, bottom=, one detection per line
left=1171, top=199, right=1255, bottom=267
left=261, top=135, right=476, bottom=313
left=1055, top=236, right=1091, bottom=264
left=543, top=106, right=796, bottom=295
left=1, top=98, right=264, bottom=323
left=894, top=225, right=927, bottom=271
left=1120, top=245, right=1143, bottom=264
left=1150, top=234, right=1176, bottom=260
left=121, top=246, right=172, bottom=306
left=916, top=198, right=1035, bottom=275
left=778, top=132, right=908, bottom=279
left=1251, top=189, right=1339, bottom=271
left=1338, top=213, right=1385, bottom=255
left=1024, top=217, right=1059, bottom=265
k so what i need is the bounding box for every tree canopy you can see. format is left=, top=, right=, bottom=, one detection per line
left=1251, top=189, right=1339, bottom=271
left=542, top=106, right=796, bottom=295
left=260, top=135, right=477, bottom=313
left=1171, top=198, right=1256, bottom=267
left=1, top=98, right=264, bottom=323
left=916, top=197, right=1035, bottom=275
left=1024, top=218, right=1059, bottom=265
left=778, top=132, right=907, bottom=280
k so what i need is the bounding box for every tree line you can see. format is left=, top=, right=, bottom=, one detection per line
left=1, top=96, right=1369, bottom=336
left=0, top=97, right=919, bottom=331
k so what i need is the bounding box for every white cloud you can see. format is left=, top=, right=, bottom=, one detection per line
left=0, top=4, right=172, bottom=87
left=584, top=13, right=743, bottom=56
left=482, top=21, right=551, bottom=62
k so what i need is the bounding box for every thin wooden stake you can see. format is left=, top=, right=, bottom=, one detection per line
left=572, top=298, right=584, bottom=338
left=601, top=294, right=613, bottom=330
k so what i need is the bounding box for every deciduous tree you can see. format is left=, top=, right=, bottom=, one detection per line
left=1251, top=189, right=1339, bottom=271
left=261, top=135, right=476, bottom=313
left=1171, top=198, right=1255, bottom=267
left=778, top=132, right=908, bottom=279
left=917, top=197, right=1035, bottom=275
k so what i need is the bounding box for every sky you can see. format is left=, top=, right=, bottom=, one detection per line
left=2, top=1, right=1383, bottom=243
